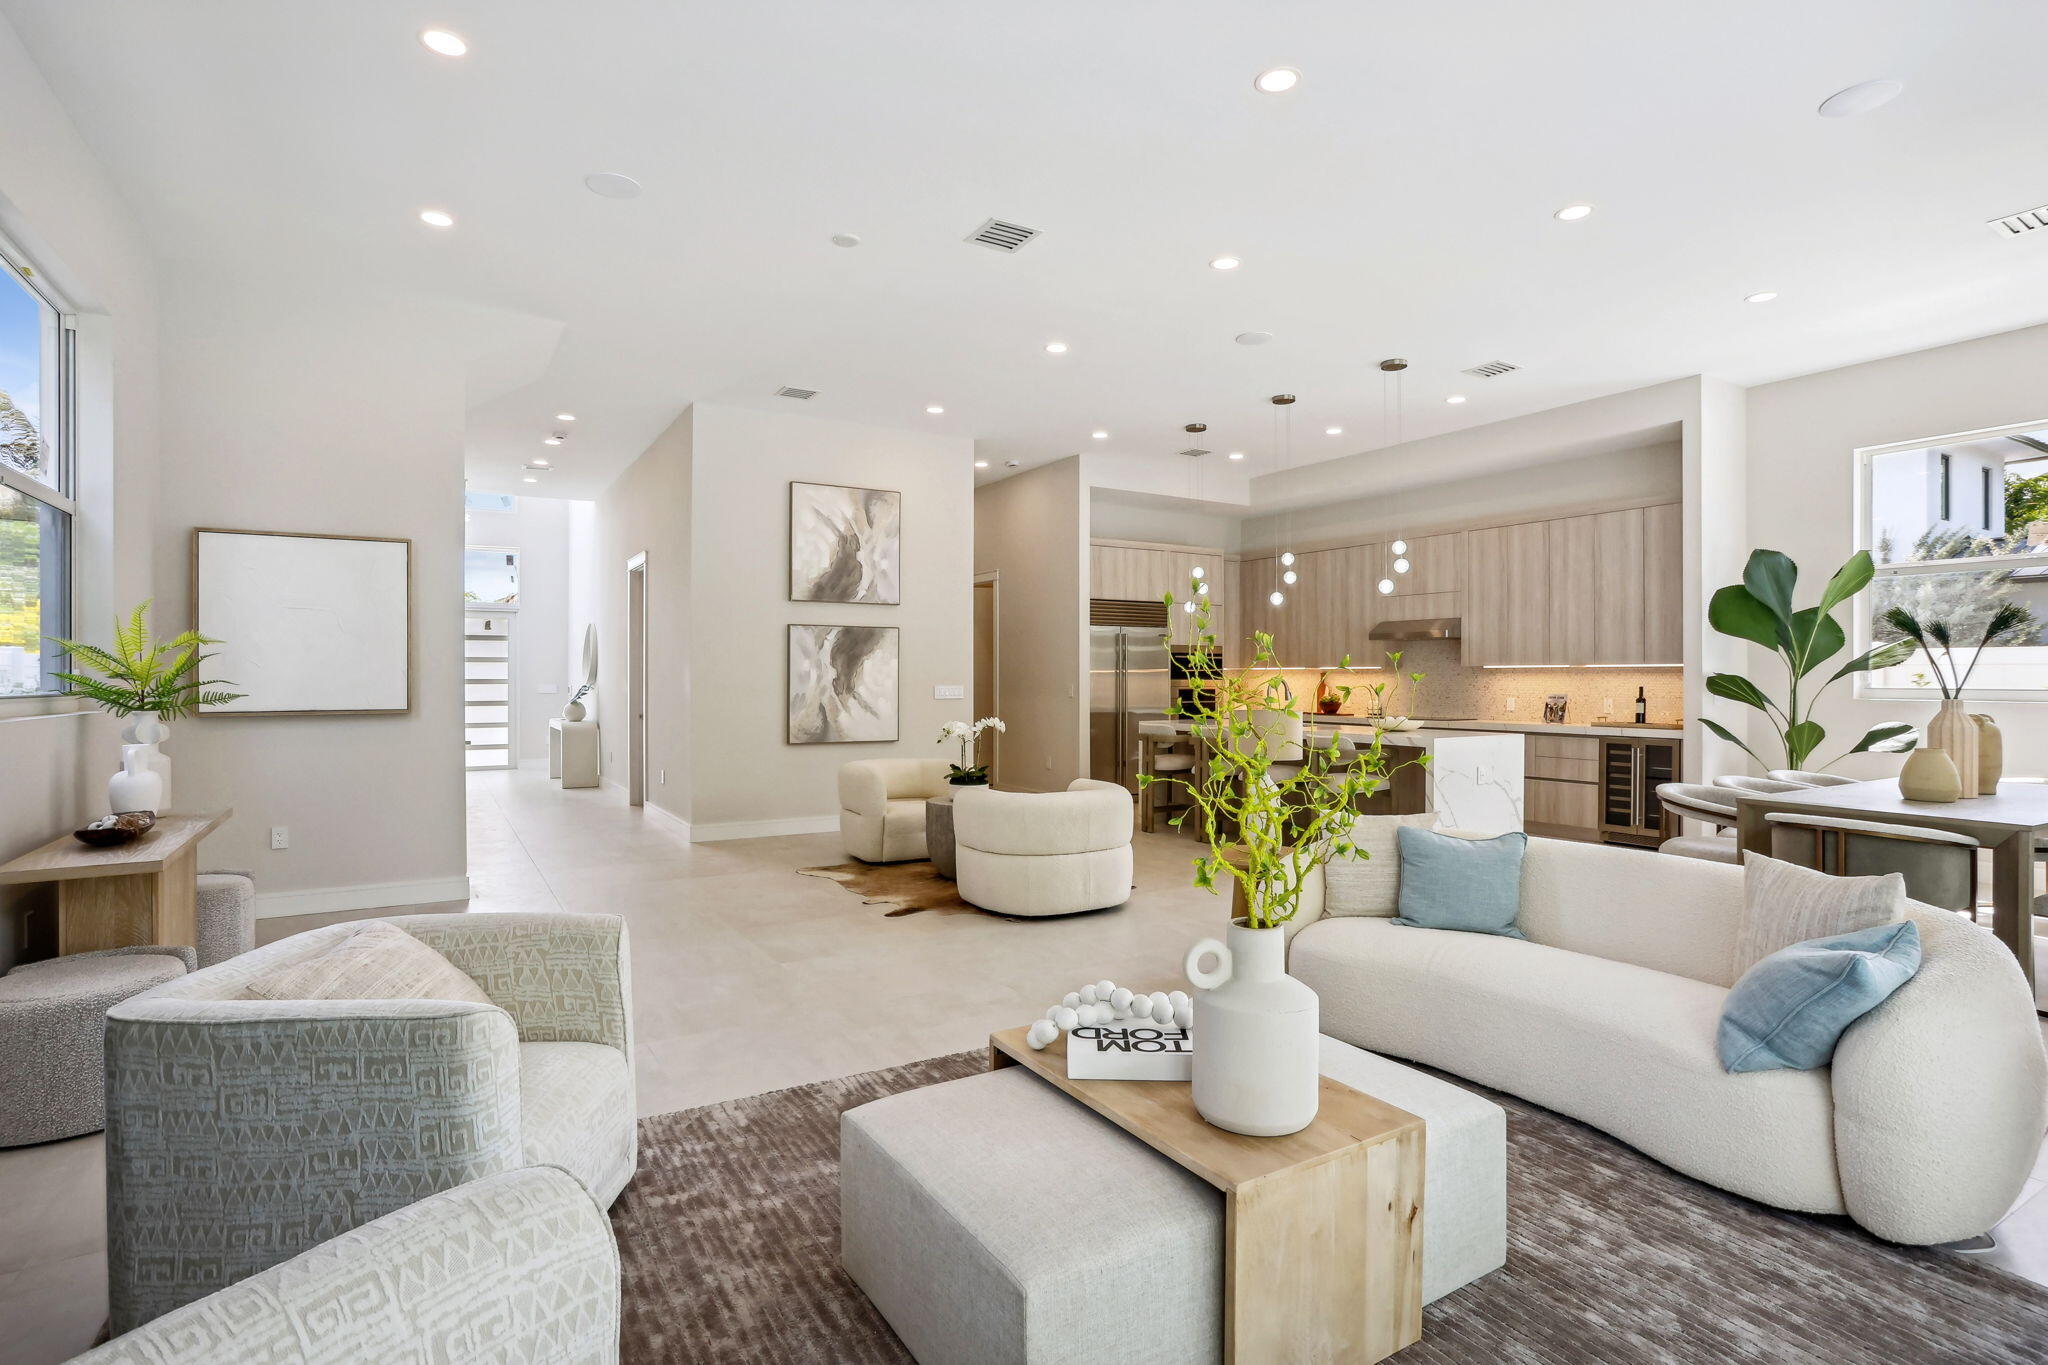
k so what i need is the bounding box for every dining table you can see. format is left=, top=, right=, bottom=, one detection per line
left=1731, top=780, right=2040, bottom=1001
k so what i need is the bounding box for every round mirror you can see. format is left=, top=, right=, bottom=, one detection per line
left=581, top=623, right=599, bottom=688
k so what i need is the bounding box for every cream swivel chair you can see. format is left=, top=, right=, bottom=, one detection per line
left=953, top=779, right=1135, bottom=916
left=839, top=759, right=952, bottom=863
left=1654, top=782, right=1740, bottom=864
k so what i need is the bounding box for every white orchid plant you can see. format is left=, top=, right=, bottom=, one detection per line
left=938, top=716, right=1005, bottom=785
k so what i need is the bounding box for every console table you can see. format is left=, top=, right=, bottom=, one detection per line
left=549, top=718, right=599, bottom=789
left=0, top=810, right=231, bottom=954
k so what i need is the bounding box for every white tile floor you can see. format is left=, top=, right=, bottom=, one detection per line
left=3, top=767, right=2045, bottom=1363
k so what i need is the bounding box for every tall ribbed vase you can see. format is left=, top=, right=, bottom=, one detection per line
left=1926, top=699, right=1980, bottom=799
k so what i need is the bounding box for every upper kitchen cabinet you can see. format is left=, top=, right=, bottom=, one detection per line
left=1643, top=502, right=1683, bottom=664
left=1462, top=521, right=1554, bottom=666
left=1379, top=532, right=1461, bottom=597
left=1548, top=508, right=1648, bottom=665
left=1089, top=542, right=1226, bottom=651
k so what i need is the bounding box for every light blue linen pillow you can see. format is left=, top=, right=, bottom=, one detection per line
left=1717, top=920, right=1922, bottom=1074
left=1391, top=828, right=1527, bottom=938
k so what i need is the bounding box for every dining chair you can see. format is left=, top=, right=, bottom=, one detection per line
left=1654, top=783, right=1740, bottom=863
left=1714, top=775, right=1813, bottom=796
left=1766, top=770, right=1860, bottom=787
left=1763, top=811, right=1979, bottom=914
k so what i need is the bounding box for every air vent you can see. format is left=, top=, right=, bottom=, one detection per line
left=1988, top=204, right=2048, bottom=237
left=522, top=463, right=551, bottom=471
left=1179, top=448, right=1211, bottom=458
left=1461, top=360, right=1520, bottom=379
left=774, top=386, right=817, bottom=400
left=966, top=218, right=1041, bottom=252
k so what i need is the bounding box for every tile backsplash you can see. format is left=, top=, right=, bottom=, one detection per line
left=1248, top=639, right=1684, bottom=727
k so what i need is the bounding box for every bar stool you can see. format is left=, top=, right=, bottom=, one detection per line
left=1138, top=731, right=1197, bottom=834
left=1767, top=770, right=1859, bottom=787
left=1655, top=782, right=1740, bottom=863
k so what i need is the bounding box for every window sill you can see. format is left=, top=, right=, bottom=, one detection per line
left=0, top=695, right=92, bottom=723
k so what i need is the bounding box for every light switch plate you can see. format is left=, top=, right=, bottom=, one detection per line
left=933, top=684, right=965, bottom=699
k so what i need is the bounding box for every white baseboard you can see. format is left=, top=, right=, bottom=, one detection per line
left=255, top=875, right=475, bottom=921
left=689, top=813, right=838, bottom=843
left=641, top=800, right=692, bottom=840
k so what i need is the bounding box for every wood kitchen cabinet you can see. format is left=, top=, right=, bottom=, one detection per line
left=1644, top=502, right=1683, bottom=664
left=1090, top=542, right=1224, bottom=650
left=1462, top=522, right=1554, bottom=666
left=1524, top=735, right=1602, bottom=840
left=1548, top=508, right=1648, bottom=665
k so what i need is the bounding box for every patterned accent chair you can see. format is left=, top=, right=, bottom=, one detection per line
left=75, top=1167, right=621, bottom=1364
left=103, top=912, right=634, bottom=1333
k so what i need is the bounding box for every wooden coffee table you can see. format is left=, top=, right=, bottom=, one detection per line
left=989, top=1023, right=1426, bottom=1363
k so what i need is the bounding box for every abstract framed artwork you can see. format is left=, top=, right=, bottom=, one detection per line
left=192, top=528, right=412, bottom=715
left=788, top=624, right=899, bottom=744
left=789, top=481, right=900, bottom=604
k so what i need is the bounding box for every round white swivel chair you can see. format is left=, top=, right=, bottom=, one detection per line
left=952, top=780, right=1135, bottom=916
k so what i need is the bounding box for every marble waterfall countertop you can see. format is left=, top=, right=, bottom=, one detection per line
left=1138, top=719, right=1523, bottom=834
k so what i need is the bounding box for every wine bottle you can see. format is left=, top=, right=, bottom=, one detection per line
left=1634, top=686, right=1647, bottom=725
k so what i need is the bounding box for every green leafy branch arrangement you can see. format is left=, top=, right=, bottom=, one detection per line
left=1141, top=583, right=1425, bottom=929
left=48, top=601, right=245, bottom=720
left=1704, top=549, right=1915, bottom=771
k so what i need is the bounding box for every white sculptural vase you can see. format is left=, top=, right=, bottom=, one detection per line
left=1925, top=699, right=1979, bottom=799
left=108, top=743, right=166, bottom=816
left=121, top=714, right=171, bottom=808
left=1184, top=919, right=1320, bottom=1137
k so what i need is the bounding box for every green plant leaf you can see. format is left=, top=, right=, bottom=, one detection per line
left=1704, top=673, right=1777, bottom=714
left=1708, top=585, right=1785, bottom=650
left=1812, top=550, right=1874, bottom=618
left=1700, top=717, right=1768, bottom=771
left=1783, top=719, right=1825, bottom=768
left=1845, top=722, right=1917, bottom=755
left=1742, top=550, right=1798, bottom=633
left=1787, top=606, right=1845, bottom=676
left=1827, top=639, right=1914, bottom=684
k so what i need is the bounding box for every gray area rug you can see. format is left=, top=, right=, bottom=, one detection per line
left=611, top=1052, right=2048, bottom=1364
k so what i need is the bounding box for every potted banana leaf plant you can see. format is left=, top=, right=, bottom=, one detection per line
left=1703, top=549, right=1916, bottom=772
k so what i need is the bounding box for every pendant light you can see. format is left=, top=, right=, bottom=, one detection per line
left=1270, top=394, right=1297, bottom=606
left=1182, top=425, right=1208, bottom=614
left=1378, top=360, right=1412, bottom=595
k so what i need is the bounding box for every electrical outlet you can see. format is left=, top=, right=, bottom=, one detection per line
left=1602, top=697, right=1614, bottom=713
left=270, top=826, right=289, bottom=850
left=933, top=683, right=964, bottom=700
left=1505, top=696, right=1518, bottom=712
left=658, top=769, right=666, bottom=784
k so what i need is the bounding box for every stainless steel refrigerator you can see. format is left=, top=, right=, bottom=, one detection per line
left=1089, top=625, right=1172, bottom=792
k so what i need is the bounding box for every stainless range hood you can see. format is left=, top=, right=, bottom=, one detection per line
left=1369, top=617, right=1461, bottom=641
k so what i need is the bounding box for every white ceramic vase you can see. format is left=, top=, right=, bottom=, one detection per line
left=121, top=715, right=171, bottom=808
left=1183, top=919, right=1320, bottom=1137
left=563, top=699, right=587, bottom=722
left=108, top=743, right=166, bottom=815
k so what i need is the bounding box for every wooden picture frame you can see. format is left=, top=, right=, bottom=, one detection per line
left=192, top=528, right=413, bottom=716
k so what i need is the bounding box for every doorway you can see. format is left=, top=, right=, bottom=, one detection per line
left=973, top=573, right=999, bottom=783
left=627, top=552, right=648, bottom=807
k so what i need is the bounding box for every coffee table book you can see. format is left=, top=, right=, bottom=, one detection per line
left=1065, top=1022, right=1193, bottom=1081
left=988, top=1023, right=1426, bottom=1363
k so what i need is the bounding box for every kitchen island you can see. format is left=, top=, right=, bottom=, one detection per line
left=1140, top=719, right=1523, bottom=836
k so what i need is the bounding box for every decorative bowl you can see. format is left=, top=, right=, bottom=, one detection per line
left=1370, top=716, right=1424, bottom=732
left=74, top=812, right=156, bottom=847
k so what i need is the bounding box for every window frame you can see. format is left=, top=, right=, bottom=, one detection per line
left=1854, top=418, right=2048, bottom=702
left=0, top=229, right=78, bottom=702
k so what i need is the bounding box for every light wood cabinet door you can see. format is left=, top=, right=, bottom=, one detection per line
left=1549, top=508, right=1647, bottom=665
left=1462, top=522, right=1553, bottom=665
left=1525, top=777, right=1601, bottom=836
left=1644, top=502, right=1683, bottom=664
left=1384, top=532, right=1461, bottom=597
left=1238, top=557, right=1279, bottom=665
left=1171, top=552, right=1228, bottom=650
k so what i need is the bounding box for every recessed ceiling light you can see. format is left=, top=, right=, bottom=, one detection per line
left=1744, top=291, right=1779, bottom=304
left=831, top=232, right=862, bottom=248
left=1092, top=430, right=1109, bottom=440
left=974, top=460, right=990, bottom=469
left=1210, top=256, right=1241, bottom=271
left=1446, top=394, right=1467, bottom=404
left=584, top=173, right=642, bottom=200
left=418, top=209, right=455, bottom=228
left=543, top=435, right=564, bottom=446
left=1254, top=67, right=1300, bottom=94
left=1235, top=331, right=1273, bottom=346
left=1044, top=342, right=1068, bottom=354
left=555, top=412, right=576, bottom=422
left=1554, top=204, right=1594, bottom=222
left=926, top=405, right=945, bottom=415
left=1325, top=427, right=1343, bottom=436
left=523, top=476, right=538, bottom=484
left=419, top=29, right=467, bottom=57
left=1227, top=451, right=1246, bottom=460
left=1818, top=79, right=1903, bottom=120
left=532, top=459, right=550, bottom=467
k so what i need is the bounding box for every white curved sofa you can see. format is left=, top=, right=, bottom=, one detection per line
left=1289, top=836, right=2048, bottom=1245
left=839, top=759, right=951, bottom=863
left=953, top=779, right=1134, bottom=917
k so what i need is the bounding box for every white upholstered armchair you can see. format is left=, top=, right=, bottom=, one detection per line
left=102, top=912, right=634, bottom=1333
left=953, top=779, right=1135, bottom=916
left=840, top=759, right=952, bottom=862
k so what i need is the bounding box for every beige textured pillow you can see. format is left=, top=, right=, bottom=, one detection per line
left=242, top=921, right=497, bottom=1005
left=1323, top=813, right=1440, bottom=917
left=1734, top=853, right=1906, bottom=974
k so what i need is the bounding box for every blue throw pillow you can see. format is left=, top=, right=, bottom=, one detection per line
left=1717, top=921, right=1921, bottom=1074
left=1391, top=828, right=1527, bottom=938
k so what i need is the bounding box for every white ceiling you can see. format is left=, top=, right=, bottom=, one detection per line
left=7, top=0, right=2048, bottom=501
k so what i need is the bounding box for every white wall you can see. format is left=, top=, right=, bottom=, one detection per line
left=685, top=403, right=974, bottom=835
left=1089, top=490, right=1240, bottom=550
left=975, top=457, right=1089, bottom=790
left=1746, top=320, right=2048, bottom=779
left=0, top=11, right=155, bottom=968
left=465, top=495, right=596, bottom=765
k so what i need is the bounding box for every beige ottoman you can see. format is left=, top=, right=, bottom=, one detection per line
left=840, top=1036, right=1506, bottom=1364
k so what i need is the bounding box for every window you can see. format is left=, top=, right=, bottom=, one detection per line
left=1858, top=422, right=2048, bottom=699
left=0, top=237, right=72, bottom=697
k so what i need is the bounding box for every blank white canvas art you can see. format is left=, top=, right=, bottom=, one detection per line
left=196, top=531, right=410, bottom=713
